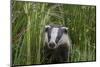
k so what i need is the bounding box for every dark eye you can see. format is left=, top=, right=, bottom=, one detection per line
left=48, top=33, right=51, bottom=39
left=48, top=32, right=51, bottom=42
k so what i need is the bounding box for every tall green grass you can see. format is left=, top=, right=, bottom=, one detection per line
left=12, top=1, right=96, bottom=66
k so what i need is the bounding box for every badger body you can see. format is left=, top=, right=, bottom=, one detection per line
left=44, top=25, right=71, bottom=63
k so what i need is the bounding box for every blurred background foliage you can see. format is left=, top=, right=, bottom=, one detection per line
left=12, top=0, right=96, bottom=66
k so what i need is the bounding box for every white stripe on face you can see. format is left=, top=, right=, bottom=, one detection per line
left=58, top=33, right=71, bottom=47
left=45, top=32, right=48, bottom=43
left=50, top=28, right=59, bottom=43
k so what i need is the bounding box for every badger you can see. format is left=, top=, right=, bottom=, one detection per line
left=43, top=25, right=71, bottom=63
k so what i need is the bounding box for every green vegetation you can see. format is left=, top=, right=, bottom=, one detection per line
left=12, top=1, right=96, bottom=66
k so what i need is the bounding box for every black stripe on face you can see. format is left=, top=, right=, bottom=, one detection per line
left=47, top=28, right=52, bottom=42
left=55, top=28, right=63, bottom=43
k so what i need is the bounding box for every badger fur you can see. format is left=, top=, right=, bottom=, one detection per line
left=43, top=25, right=71, bottom=63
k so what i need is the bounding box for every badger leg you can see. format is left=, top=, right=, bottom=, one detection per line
left=58, top=45, right=69, bottom=63
left=43, top=44, right=70, bottom=63
left=43, top=45, right=56, bottom=64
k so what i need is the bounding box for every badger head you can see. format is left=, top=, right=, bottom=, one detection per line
left=44, top=25, right=71, bottom=49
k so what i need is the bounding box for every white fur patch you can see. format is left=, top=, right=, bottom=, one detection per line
left=61, top=27, right=68, bottom=30
left=45, top=25, right=51, bottom=28
left=45, top=32, right=48, bottom=43
left=50, top=28, right=59, bottom=43
left=58, top=33, right=71, bottom=48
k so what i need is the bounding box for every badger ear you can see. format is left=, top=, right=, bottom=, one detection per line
left=61, top=27, right=68, bottom=33
left=45, top=25, right=51, bottom=28
left=45, top=25, right=51, bottom=32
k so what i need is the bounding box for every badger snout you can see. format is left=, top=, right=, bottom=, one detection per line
left=48, top=42, right=56, bottom=49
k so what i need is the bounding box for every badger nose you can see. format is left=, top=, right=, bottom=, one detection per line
left=49, top=42, right=56, bottom=48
